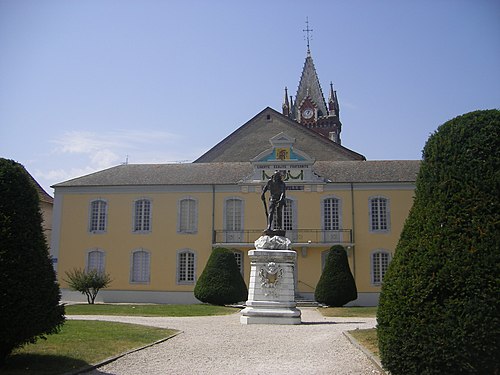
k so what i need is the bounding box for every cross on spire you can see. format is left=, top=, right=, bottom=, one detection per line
left=303, top=17, right=313, bottom=55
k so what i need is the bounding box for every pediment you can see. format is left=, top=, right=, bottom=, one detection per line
left=251, top=132, right=315, bottom=163
left=246, top=132, right=322, bottom=183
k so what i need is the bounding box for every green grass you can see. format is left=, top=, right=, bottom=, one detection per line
left=2, top=320, right=177, bottom=375
left=66, top=303, right=240, bottom=317
left=348, top=328, right=379, bottom=357
left=317, top=306, right=378, bottom=318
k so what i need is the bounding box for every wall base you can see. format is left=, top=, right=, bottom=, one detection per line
left=61, top=289, right=200, bottom=304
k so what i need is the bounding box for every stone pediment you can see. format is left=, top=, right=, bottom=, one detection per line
left=251, top=132, right=313, bottom=163
left=246, top=132, right=324, bottom=183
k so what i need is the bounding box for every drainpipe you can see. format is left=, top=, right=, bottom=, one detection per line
left=350, top=182, right=356, bottom=278
left=212, top=184, right=216, bottom=244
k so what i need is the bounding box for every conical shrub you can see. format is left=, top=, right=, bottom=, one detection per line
left=314, top=245, right=357, bottom=306
left=194, top=248, right=248, bottom=305
left=0, top=159, right=65, bottom=364
left=377, top=110, right=500, bottom=375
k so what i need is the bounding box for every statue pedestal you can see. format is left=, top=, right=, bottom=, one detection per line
left=240, top=246, right=301, bottom=325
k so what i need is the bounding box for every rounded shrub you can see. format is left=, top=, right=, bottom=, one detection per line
left=194, top=247, right=248, bottom=306
left=0, top=159, right=65, bottom=364
left=377, top=110, right=500, bottom=375
left=314, top=245, right=357, bottom=306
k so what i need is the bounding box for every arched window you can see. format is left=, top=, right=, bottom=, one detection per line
left=134, top=199, right=151, bottom=232
left=89, top=199, right=107, bottom=232
left=87, top=249, right=105, bottom=273
left=371, top=250, right=392, bottom=285
left=131, top=249, right=150, bottom=283
left=369, top=196, right=390, bottom=232
left=178, top=197, right=198, bottom=233
left=177, top=249, right=196, bottom=284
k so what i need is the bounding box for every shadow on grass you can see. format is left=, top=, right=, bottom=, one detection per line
left=1, top=353, right=112, bottom=375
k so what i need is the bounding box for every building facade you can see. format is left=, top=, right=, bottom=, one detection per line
left=51, top=51, right=419, bottom=306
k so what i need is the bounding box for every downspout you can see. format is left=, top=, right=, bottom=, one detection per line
left=211, top=184, right=216, bottom=245
left=350, top=182, right=356, bottom=278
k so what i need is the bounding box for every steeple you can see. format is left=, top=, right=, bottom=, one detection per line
left=282, top=87, right=290, bottom=117
left=328, top=82, right=340, bottom=117
left=295, top=52, right=328, bottom=119
left=282, top=19, right=343, bottom=144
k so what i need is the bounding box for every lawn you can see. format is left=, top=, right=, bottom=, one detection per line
left=2, top=320, right=178, bottom=375
left=348, top=328, right=379, bottom=357
left=317, top=306, right=377, bottom=318
left=66, top=303, right=240, bottom=317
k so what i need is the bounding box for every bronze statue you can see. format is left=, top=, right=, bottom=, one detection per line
left=261, top=171, right=286, bottom=233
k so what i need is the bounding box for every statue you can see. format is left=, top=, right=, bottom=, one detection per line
left=261, top=171, right=286, bottom=235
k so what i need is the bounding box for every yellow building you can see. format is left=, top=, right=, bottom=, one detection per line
left=51, top=51, right=419, bottom=306
left=24, top=167, right=54, bottom=249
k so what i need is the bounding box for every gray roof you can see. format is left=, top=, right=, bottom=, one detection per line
left=53, top=162, right=254, bottom=187
left=53, top=160, right=420, bottom=188
left=194, top=107, right=365, bottom=163
left=313, top=160, right=421, bottom=183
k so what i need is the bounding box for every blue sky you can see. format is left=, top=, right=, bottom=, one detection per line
left=1, top=0, right=499, bottom=195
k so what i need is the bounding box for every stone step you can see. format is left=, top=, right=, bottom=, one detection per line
left=295, top=299, right=321, bottom=307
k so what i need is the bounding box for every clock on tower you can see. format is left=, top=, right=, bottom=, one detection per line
left=302, top=108, right=314, bottom=119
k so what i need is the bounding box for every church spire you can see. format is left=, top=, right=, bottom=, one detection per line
left=328, top=82, right=340, bottom=117
left=281, top=19, right=343, bottom=144
left=282, top=87, right=290, bottom=116
left=295, top=50, right=328, bottom=118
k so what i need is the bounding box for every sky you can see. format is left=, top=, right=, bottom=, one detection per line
left=1, top=0, right=499, bottom=196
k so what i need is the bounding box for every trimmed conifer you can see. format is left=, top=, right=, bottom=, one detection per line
left=0, top=159, right=65, bottom=364
left=314, top=245, right=357, bottom=306
left=377, top=110, right=500, bottom=375
left=194, top=247, right=248, bottom=305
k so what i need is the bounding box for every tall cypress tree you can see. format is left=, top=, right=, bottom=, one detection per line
left=314, top=245, right=357, bottom=306
left=0, top=159, right=65, bottom=364
left=377, top=110, right=500, bottom=375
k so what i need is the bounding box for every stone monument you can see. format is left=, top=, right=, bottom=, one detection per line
left=240, top=172, right=301, bottom=325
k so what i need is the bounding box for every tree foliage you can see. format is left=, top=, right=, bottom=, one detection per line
left=314, top=245, right=357, bottom=306
left=377, top=110, right=500, bottom=375
left=64, top=268, right=112, bottom=304
left=0, top=158, right=65, bottom=364
left=194, top=248, right=248, bottom=305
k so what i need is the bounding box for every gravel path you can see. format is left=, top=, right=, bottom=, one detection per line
left=69, top=308, right=380, bottom=375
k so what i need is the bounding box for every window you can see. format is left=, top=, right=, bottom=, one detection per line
left=224, top=198, right=244, bottom=242
left=131, top=249, right=150, bottom=283
left=178, top=198, right=197, bottom=233
left=282, top=198, right=294, bottom=231
left=369, top=196, right=390, bottom=232
left=371, top=250, right=391, bottom=285
left=272, top=198, right=297, bottom=240
left=322, top=197, right=342, bottom=242
left=87, top=249, right=105, bottom=273
left=225, top=198, right=243, bottom=231
left=232, top=250, right=244, bottom=275
left=323, top=197, right=340, bottom=230
left=89, top=199, right=107, bottom=232
left=134, top=199, right=151, bottom=232
left=177, top=249, right=196, bottom=284
left=271, top=197, right=294, bottom=230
